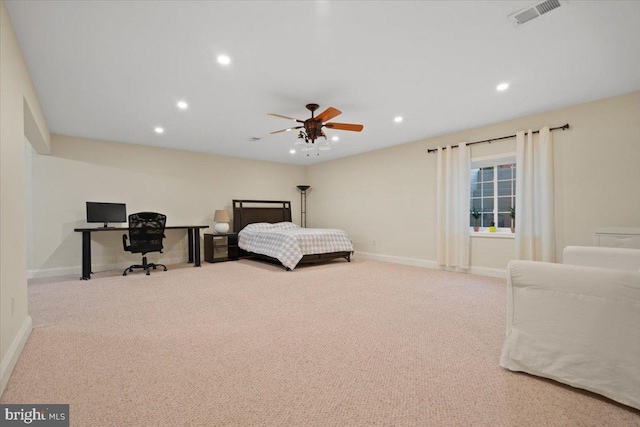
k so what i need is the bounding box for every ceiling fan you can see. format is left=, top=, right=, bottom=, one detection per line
left=268, top=103, right=364, bottom=144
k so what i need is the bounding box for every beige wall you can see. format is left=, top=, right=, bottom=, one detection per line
left=29, top=135, right=306, bottom=276
left=0, top=0, right=50, bottom=393
left=307, top=91, right=640, bottom=274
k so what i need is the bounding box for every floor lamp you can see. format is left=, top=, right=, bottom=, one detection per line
left=297, top=185, right=310, bottom=228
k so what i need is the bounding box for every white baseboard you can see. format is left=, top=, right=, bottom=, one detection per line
left=28, top=266, right=79, bottom=279
left=0, top=315, right=32, bottom=396
left=355, top=251, right=507, bottom=279
left=467, top=266, right=508, bottom=279
left=28, top=256, right=188, bottom=279
left=355, top=251, right=439, bottom=269
left=28, top=253, right=507, bottom=280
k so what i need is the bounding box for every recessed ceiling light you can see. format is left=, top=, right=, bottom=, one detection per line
left=394, top=116, right=403, bottom=123
left=217, top=55, right=231, bottom=65
left=332, top=136, right=339, bottom=142
left=177, top=101, right=188, bottom=109
left=289, top=149, right=296, bottom=154
left=154, top=127, right=164, bottom=134
left=496, top=83, right=509, bottom=91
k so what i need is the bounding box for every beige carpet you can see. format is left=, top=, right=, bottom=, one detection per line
left=2, top=259, right=639, bottom=426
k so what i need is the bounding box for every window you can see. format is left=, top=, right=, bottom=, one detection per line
left=470, top=155, right=516, bottom=230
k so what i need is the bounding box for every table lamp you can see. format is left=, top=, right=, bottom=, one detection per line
left=214, top=210, right=231, bottom=233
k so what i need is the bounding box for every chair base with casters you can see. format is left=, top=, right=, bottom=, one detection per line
left=122, top=255, right=167, bottom=276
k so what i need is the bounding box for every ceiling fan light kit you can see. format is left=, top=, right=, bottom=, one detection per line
left=269, top=103, right=364, bottom=156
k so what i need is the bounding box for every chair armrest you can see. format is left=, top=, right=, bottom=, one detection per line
left=563, top=246, right=640, bottom=272
left=508, top=260, right=640, bottom=300
left=122, top=234, right=129, bottom=251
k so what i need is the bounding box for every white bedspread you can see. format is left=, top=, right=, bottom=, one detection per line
left=238, top=222, right=353, bottom=270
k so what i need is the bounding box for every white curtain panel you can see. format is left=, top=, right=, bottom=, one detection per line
left=436, top=143, right=470, bottom=269
left=515, top=127, right=556, bottom=262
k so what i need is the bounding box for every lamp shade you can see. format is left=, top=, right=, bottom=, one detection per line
left=214, top=210, right=230, bottom=223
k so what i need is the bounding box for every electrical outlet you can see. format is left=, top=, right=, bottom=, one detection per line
left=11, top=295, right=16, bottom=315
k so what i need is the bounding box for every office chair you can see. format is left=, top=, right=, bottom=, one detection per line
left=122, top=212, right=168, bottom=276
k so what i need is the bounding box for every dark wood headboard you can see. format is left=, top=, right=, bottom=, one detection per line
left=232, top=200, right=292, bottom=233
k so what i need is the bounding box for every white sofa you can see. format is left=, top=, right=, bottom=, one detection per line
left=500, top=246, right=640, bottom=409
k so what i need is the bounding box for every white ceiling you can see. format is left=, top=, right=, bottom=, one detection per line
left=6, top=1, right=640, bottom=166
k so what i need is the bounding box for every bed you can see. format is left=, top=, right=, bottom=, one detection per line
left=233, top=200, right=353, bottom=270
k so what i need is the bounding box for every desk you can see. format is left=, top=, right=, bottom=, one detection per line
left=74, top=225, right=209, bottom=280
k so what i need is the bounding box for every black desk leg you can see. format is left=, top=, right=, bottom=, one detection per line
left=193, top=228, right=201, bottom=267
left=188, top=229, right=194, bottom=263
left=81, top=231, right=92, bottom=280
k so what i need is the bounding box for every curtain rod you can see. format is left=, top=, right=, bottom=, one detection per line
left=426, top=123, right=570, bottom=154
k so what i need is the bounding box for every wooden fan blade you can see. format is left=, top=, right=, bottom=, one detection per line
left=270, top=126, right=303, bottom=134
left=324, top=122, right=364, bottom=132
left=268, top=113, right=302, bottom=122
left=316, top=107, right=342, bottom=122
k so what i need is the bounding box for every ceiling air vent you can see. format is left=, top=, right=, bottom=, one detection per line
left=247, top=137, right=262, bottom=142
left=508, top=0, right=564, bottom=26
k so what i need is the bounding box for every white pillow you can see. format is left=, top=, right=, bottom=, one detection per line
left=242, top=222, right=274, bottom=231
left=271, top=222, right=300, bottom=230
left=242, top=222, right=300, bottom=232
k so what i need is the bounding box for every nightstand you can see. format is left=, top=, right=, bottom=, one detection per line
left=204, top=233, right=239, bottom=263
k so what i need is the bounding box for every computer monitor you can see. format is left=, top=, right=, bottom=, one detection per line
left=86, top=202, right=127, bottom=228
